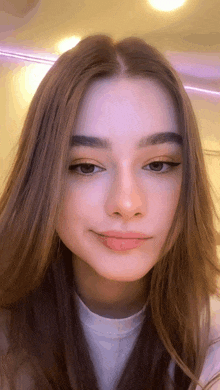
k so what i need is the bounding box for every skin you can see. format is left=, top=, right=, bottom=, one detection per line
left=56, top=76, right=183, bottom=319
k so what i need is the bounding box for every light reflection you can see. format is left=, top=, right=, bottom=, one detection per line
left=148, top=0, right=186, bottom=12
left=185, top=86, right=220, bottom=96
left=11, top=63, right=52, bottom=102
left=56, top=36, right=81, bottom=54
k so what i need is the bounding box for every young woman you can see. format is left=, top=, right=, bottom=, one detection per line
left=0, top=34, right=220, bottom=390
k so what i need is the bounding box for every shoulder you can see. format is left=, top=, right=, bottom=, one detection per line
left=209, top=294, right=220, bottom=341
left=198, top=340, right=220, bottom=389
left=197, top=295, right=220, bottom=389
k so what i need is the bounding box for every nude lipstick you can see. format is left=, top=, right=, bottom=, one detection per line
left=94, top=231, right=151, bottom=252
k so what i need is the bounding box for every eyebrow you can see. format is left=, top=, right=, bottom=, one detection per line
left=70, top=132, right=183, bottom=150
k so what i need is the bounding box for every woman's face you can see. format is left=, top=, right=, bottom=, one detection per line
left=56, top=77, right=183, bottom=283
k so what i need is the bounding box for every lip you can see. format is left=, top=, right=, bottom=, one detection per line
left=94, top=234, right=150, bottom=252
left=95, top=230, right=150, bottom=239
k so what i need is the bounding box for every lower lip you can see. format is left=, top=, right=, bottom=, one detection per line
left=95, top=234, right=148, bottom=252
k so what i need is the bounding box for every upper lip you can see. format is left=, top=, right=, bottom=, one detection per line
left=95, top=231, right=150, bottom=239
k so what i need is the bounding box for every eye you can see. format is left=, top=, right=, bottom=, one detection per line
left=68, top=161, right=181, bottom=176
left=69, top=163, right=103, bottom=175
left=144, top=161, right=181, bottom=173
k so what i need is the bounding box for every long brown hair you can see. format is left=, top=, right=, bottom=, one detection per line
left=0, top=34, right=220, bottom=390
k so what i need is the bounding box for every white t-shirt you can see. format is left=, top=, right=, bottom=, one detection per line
left=0, top=294, right=220, bottom=389
left=74, top=292, right=220, bottom=390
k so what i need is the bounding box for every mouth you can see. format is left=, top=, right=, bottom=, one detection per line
left=94, top=231, right=150, bottom=239
left=94, top=232, right=150, bottom=252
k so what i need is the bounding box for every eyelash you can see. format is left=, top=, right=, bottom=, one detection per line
left=68, top=161, right=181, bottom=176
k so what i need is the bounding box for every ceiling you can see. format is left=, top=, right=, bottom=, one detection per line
left=0, top=0, right=220, bottom=54
left=0, top=0, right=219, bottom=92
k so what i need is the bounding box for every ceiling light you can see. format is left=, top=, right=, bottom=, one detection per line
left=148, top=0, right=186, bottom=11
left=57, top=36, right=81, bottom=54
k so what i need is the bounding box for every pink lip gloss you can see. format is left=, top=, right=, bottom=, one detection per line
left=96, top=235, right=148, bottom=252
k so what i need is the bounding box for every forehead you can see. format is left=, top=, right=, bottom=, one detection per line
left=72, top=77, right=181, bottom=149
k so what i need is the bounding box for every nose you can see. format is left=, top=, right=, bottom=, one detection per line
left=105, top=168, right=145, bottom=220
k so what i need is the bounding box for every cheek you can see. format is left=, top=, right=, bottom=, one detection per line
left=56, top=183, right=94, bottom=232
left=147, top=179, right=181, bottom=220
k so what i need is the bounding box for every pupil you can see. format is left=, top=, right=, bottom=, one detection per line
left=151, top=162, right=162, bottom=170
left=82, top=164, right=94, bottom=173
